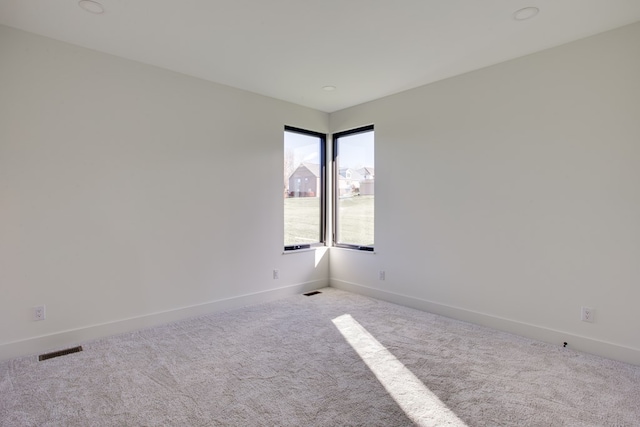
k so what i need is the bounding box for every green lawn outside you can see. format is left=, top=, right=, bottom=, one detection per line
left=336, top=195, right=374, bottom=247
left=284, top=195, right=374, bottom=247
left=284, top=197, right=320, bottom=246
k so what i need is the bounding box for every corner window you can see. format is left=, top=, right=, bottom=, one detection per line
left=333, top=125, right=374, bottom=250
left=284, top=126, right=326, bottom=250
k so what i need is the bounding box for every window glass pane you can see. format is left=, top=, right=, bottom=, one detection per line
left=335, top=127, right=374, bottom=248
left=284, top=129, right=323, bottom=247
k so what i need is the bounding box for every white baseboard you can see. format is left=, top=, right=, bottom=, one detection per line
left=330, top=279, right=640, bottom=366
left=0, top=280, right=325, bottom=362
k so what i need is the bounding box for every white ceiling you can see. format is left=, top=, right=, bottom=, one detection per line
left=2, top=1, right=640, bottom=113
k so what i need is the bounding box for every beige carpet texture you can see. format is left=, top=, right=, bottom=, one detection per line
left=1, top=288, right=639, bottom=426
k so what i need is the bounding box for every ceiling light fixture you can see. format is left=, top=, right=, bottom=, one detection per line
left=78, top=0, right=105, bottom=14
left=322, top=85, right=336, bottom=91
left=513, top=7, right=539, bottom=21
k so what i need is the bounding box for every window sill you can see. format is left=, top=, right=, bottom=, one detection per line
left=282, top=246, right=327, bottom=255
left=330, top=246, right=376, bottom=254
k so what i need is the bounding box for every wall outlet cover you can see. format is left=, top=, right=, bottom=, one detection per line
left=33, top=305, right=46, bottom=321
left=581, top=306, right=594, bottom=323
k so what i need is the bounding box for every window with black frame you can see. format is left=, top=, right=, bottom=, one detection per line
left=284, top=126, right=326, bottom=250
left=333, top=125, right=374, bottom=250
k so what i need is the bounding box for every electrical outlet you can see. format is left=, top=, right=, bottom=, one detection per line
left=379, top=270, right=385, bottom=281
left=581, top=306, right=594, bottom=323
left=33, top=305, right=46, bottom=321
left=273, top=269, right=279, bottom=280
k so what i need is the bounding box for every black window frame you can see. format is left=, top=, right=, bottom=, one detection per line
left=332, top=124, right=375, bottom=251
left=284, top=125, right=327, bottom=251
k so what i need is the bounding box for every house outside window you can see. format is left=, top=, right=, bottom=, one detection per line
left=284, top=127, right=326, bottom=249
left=333, top=125, right=374, bottom=251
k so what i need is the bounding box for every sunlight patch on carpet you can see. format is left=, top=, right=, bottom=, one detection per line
left=332, top=314, right=467, bottom=427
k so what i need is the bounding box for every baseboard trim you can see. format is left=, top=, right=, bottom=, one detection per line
left=0, top=280, right=325, bottom=362
left=330, top=279, right=640, bottom=366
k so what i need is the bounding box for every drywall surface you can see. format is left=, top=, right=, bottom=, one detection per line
left=329, top=22, right=640, bottom=364
left=0, top=25, right=329, bottom=359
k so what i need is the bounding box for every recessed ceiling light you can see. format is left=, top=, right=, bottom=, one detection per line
left=79, top=0, right=105, bottom=14
left=322, top=86, right=336, bottom=91
left=513, top=7, right=539, bottom=21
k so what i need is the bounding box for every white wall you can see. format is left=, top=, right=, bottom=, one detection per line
left=330, top=22, right=640, bottom=365
left=3, top=21, right=639, bottom=365
left=0, top=25, right=329, bottom=360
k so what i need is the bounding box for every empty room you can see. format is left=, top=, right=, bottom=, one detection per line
left=1, top=1, right=639, bottom=425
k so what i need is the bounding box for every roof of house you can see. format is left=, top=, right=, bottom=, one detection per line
left=291, top=162, right=320, bottom=178
left=358, top=167, right=375, bottom=177
left=338, top=167, right=364, bottom=181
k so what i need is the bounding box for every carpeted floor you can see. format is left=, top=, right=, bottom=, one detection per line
left=1, top=288, right=639, bottom=426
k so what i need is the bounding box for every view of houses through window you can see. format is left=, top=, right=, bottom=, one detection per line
left=284, top=127, right=325, bottom=248
left=284, top=125, right=373, bottom=250
left=333, top=126, right=374, bottom=249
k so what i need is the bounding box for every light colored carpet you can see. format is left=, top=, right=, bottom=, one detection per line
left=1, top=288, right=639, bottom=426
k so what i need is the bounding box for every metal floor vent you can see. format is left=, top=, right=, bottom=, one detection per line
left=39, top=346, right=83, bottom=361
left=303, top=291, right=322, bottom=296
